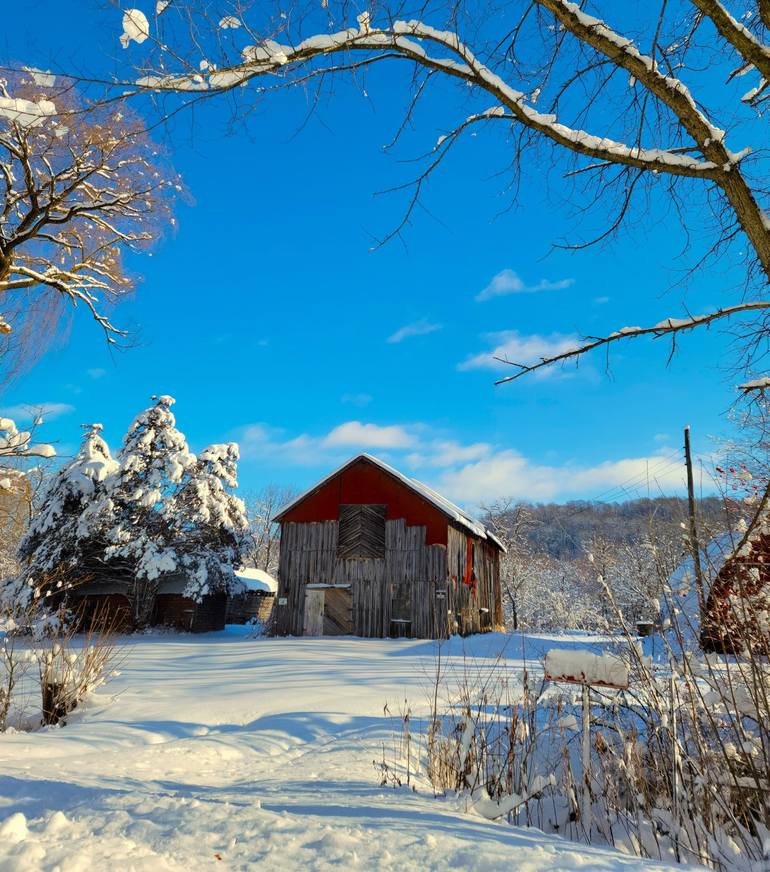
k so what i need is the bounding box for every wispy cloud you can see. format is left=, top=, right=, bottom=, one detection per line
left=387, top=319, right=443, bottom=344
left=87, top=368, right=107, bottom=379
left=237, top=420, right=418, bottom=464
left=458, top=330, right=581, bottom=374
left=235, top=416, right=692, bottom=505
left=476, top=269, right=574, bottom=302
left=324, top=421, right=416, bottom=449
left=0, top=402, right=75, bottom=423
left=434, top=449, right=687, bottom=504
left=341, top=392, right=373, bottom=407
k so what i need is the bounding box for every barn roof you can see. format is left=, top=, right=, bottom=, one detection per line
left=274, top=453, right=506, bottom=551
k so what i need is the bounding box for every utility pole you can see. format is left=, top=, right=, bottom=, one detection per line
left=684, top=426, right=706, bottom=630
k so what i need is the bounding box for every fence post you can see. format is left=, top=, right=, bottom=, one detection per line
left=582, top=681, right=592, bottom=841
left=670, top=674, right=680, bottom=862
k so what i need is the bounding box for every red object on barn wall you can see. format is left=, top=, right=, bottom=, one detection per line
left=278, top=456, right=450, bottom=545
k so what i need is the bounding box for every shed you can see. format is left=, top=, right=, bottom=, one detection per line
left=702, top=501, right=770, bottom=654
left=226, top=567, right=278, bottom=625
left=271, top=454, right=505, bottom=639
left=70, top=574, right=228, bottom=634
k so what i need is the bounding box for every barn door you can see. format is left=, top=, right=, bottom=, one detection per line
left=323, top=587, right=353, bottom=635
left=303, top=589, right=324, bottom=636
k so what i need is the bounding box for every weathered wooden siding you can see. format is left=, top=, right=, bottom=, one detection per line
left=446, top=525, right=500, bottom=636
left=273, top=518, right=501, bottom=638
left=225, top=592, right=275, bottom=626
left=274, top=518, right=451, bottom=638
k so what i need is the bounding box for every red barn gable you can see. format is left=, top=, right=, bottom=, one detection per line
left=275, top=454, right=505, bottom=550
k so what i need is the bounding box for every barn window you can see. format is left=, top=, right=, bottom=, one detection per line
left=337, top=504, right=386, bottom=559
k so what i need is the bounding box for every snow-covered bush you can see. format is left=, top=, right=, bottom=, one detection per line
left=36, top=608, right=122, bottom=726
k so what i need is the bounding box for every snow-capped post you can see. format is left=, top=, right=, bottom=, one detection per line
left=544, top=649, right=629, bottom=842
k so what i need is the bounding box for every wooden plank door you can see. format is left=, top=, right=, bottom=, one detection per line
left=303, top=589, right=324, bottom=636
left=323, top=587, right=353, bottom=636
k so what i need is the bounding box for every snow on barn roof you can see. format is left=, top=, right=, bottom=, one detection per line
left=233, top=567, right=278, bottom=594
left=274, top=453, right=506, bottom=551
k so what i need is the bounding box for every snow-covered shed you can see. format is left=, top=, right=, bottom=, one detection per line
left=272, top=454, right=505, bottom=639
left=226, top=567, right=278, bottom=625
left=702, top=502, right=770, bottom=654
left=71, top=574, right=229, bottom=634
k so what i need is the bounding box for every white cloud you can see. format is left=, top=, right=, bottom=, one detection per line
left=435, top=449, right=687, bottom=504
left=476, top=269, right=574, bottom=302
left=237, top=420, right=418, bottom=464
left=323, top=421, right=416, bottom=449
left=0, top=402, right=75, bottom=423
left=387, top=319, right=442, bottom=344
left=237, top=423, right=320, bottom=465
left=341, top=392, right=373, bottom=407
left=405, top=440, right=492, bottom=469
left=235, top=418, right=692, bottom=506
left=458, top=330, right=581, bottom=373
left=87, top=368, right=107, bottom=379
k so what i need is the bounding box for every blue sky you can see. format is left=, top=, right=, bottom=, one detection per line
left=2, top=0, right=744, bottom=506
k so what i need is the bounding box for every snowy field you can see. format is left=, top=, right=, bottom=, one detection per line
left=0, top=629, right=689, bottom=871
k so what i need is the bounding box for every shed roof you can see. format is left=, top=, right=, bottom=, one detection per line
left=274, top=453, right=505, bottom=551
left=233, top=567, right=278, bottom=594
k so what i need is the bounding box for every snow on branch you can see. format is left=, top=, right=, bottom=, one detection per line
left=740, top=376, right=770, bottom=392
left=0, top=69, right=179, bottom=380
left=535, top=0, right=737, bottom=151
left=0, top=416, right=54, bottom=459
left=132, top=20, right=721, bottom=180
left=690, top=0, right=770, bottom=82
left=494, top=301, right=770, bottom=384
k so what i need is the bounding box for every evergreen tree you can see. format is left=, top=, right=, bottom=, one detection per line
left=16, top=396, right=249, bottom=628
left=169, top=442, right=249, bottom=602
left=98, top=395, right=196, bottom=625
left=18, top=423, right=118, bottom=590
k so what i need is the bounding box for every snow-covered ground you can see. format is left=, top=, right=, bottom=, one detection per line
left=0, top=629, right=688, bottom=871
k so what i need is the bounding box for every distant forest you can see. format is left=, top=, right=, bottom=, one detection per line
left=492, top=496, right=731, bottom=560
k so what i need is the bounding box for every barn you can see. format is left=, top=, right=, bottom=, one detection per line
left=272, top=454, right=505, bottom=639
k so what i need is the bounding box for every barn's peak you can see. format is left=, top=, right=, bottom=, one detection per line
left=274, top=453, right=505, bottom=550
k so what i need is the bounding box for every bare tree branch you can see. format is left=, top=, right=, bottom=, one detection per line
left=495, top=301, right=770, bottom=384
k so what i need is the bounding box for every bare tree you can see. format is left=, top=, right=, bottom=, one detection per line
left=0, top=68, right=178, bottom=381
left=482, top=498, right=538, bottom=630
left=244, top=484, right=298, bottom=575
left=104, top=1, right=770, bottom=380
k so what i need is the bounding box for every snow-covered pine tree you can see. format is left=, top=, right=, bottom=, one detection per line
left=18, top=423, right=118, bottom=595
left=99, top=395, right=196, bottom=627
left=169, top=442, right=249, bottom=602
